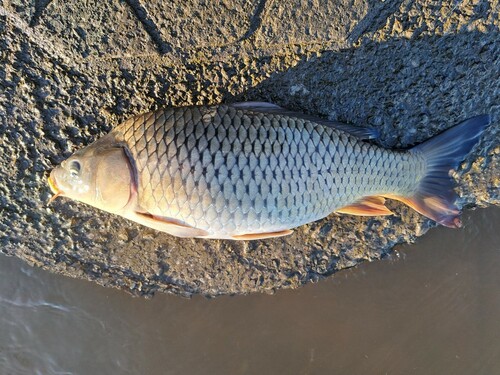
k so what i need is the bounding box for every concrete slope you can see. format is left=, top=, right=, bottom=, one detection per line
left=0, top=0, right=498, bottom=296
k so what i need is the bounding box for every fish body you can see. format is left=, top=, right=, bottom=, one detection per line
left=49, top=103, right=490, bottom=240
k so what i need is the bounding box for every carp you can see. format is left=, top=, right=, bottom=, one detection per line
left=48, top=102, right=490, bottom=240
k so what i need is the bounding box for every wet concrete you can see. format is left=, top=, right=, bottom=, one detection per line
left=0, top=1, right=499, bottom=296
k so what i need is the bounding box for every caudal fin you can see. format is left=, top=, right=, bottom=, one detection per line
left=392, top=115, right=491, bottom=228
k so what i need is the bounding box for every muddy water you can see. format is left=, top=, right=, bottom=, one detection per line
left=1, top=207, right=499, bottom=375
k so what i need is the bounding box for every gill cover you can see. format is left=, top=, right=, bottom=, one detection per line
left=49, top=134, right=133, bottom=214
left=93, top=147, right=133, bottom=213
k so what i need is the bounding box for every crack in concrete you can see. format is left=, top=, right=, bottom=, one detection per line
left=123, top=0, right=173, bottom=55
left=347, top=0, right=406, bottom=44
left=29, top=0, right=53, bottom=27
left=238, top=0, right=273, bottom=43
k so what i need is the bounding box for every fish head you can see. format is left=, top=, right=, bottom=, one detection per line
left=48, top=135, right=133, bottom=214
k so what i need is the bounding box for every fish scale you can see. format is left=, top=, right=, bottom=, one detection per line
left=114, top=105, right=420, bottom=236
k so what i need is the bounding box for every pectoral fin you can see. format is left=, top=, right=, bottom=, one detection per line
left=336, top=196, right=394, bottom=216
left=125, top=211, right=209, bottom=238
left=231, top=229, right=293, bottom=240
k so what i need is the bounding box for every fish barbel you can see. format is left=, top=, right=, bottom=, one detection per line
left=48, top=102, right=490, bottom=240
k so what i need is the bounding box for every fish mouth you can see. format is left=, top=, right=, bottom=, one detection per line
left=47, top=174, right=64, bottom=204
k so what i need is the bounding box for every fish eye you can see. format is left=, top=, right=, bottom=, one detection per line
left=69, top=160, right=81, bottom=177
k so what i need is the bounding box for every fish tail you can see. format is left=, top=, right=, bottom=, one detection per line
left=389, top=115, right=491, bottom=227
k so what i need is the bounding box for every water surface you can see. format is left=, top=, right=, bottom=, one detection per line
left=1, top=207, right=499, bottom=374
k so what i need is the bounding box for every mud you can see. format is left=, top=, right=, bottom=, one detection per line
left=0, top=0, right=498, bottom=296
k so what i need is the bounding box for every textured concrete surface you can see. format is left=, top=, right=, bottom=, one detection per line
left=0, top=0, right=498, bottom=296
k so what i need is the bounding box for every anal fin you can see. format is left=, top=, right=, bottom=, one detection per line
left=232, top=229, right=293, bottom=240
left=336, top=196, right=394, bottom=216
left=125, top=211, right=209, bottom=238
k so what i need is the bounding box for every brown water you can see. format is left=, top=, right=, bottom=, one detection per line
left=1, top=207, right=499, bottom=375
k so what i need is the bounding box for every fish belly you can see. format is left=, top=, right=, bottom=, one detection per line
left=116, top=106, right=424, bottom=237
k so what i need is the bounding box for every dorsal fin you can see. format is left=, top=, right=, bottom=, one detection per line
left=230, top=102, right=379, bottom=140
